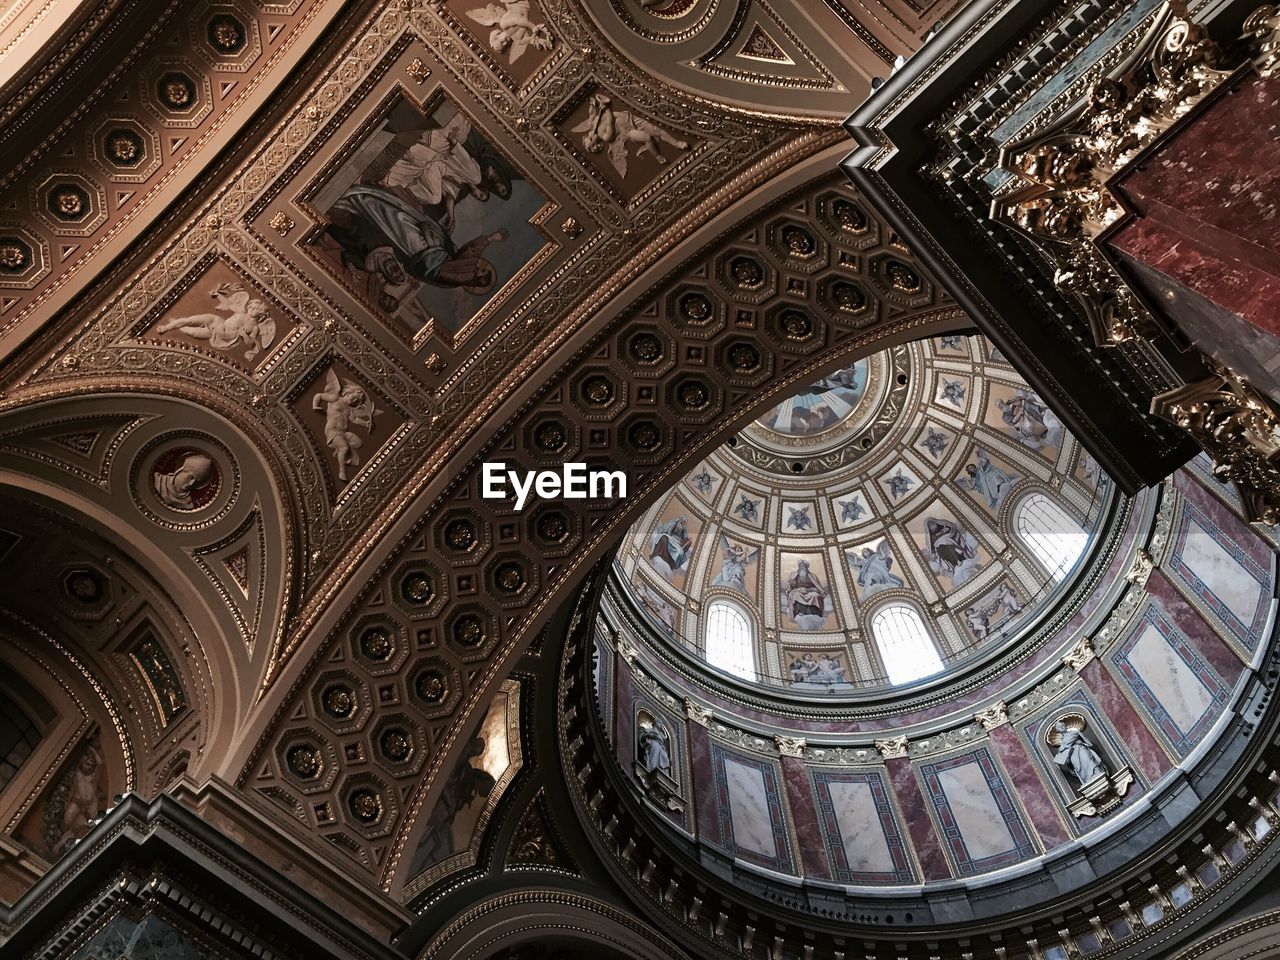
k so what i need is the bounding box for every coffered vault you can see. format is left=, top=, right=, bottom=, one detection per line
left=1, top=0, right=1278, bottom=959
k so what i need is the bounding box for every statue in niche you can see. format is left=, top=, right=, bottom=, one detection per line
left=572, top=92, right=689, bottom=177
left=312, top=370, right=379, bottom=483
left=634, top=710, right=683, bottom=812
left=1046, top=714, right=1134, bottom=818
left=152, top=450, right=218, bottom=511
left=1051, top=718, right=1108, bottom=785
left=637, top=715, right=672, bottom=777
left=155, top=282, right=277, bottom=362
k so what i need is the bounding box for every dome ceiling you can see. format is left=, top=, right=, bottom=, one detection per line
left=617, top=333, right=1112, bottom=693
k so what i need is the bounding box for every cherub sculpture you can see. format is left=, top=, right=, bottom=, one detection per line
left=156, top=282, right=277, bottom=361
left=466, top=1, right=553, bottom=63
left=572, top=92, right=688, bottom=177
left=312, top=370, right=378, bottom=483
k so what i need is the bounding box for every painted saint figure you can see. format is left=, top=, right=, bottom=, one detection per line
left=1052, top=720, right=1108, bottom=786
left=997, top=389, right=1063, bottom=453
left=649, top=516, right=692, bottom=581
left=848, top=540, right=904, bottom=597
left=956, top=449, right=1018, bottom=509
left=312, top=370, right=378, bottom=482
left=153, top=452, right=215, bottom=510
left=711, top=537, right=758, bottom=594
left=783, top=560, right=827, bottom=628
left=923, top=517, right=981, bottom=586
left=155, top=282, right=277, bottom=361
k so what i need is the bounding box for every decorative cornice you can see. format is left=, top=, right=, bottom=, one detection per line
left=874, top=735, right=908, bottom=759
left=773, top=734, right=806, bottom=758
left=975, top=701, right=1009, bottom=731
left=1062, top=635, right=1096, bottom=671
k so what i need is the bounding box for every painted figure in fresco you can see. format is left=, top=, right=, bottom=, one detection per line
left=637, top=717, right=672, bottom=777
left=815, top=653, right=848, bottom=683
left=848, top=540, right=904, bottom=597
left=41, top=741, right=105, bottom=857
left=155, top=282, right=277, bottom=361
left=312, top=370, right=378, bottom=482
left=414, top=735, right=496, bottom=867
left=633, top=578, right=675, bottom=634
left=997, top=389, right=1063, bottom=453
left=994, top=583, right=1024, bottom=618
left=712, top=537, right=758, bottom=594
left=466, top=0, right=554, bottom=63
left=886, top=468, right=914, bottom=499
left=328, top=184, right=509, bottom=296
left=382, top=114, right=487, bottom=233
left=1052, top=720, right=1108, bottom=786
left=649, top=516, right=693, bottom=581
left=940, top=378, right=966, bottom=406
left=788, top=653, right=817, bottom=684
left=153, top=453, right=215, bottom=510
left=956, top=449, right=1018, bottom=510
left=923, top=517, right=981, bottom=586
left=783, top=560, right=827, bottom=627
left=573, top=92, right=689, bottom=177
left=786, top=403, right=838, bottom=435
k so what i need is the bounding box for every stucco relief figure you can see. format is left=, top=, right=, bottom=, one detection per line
left=923, top=517, right=981, bottom=586
left=649, top=516, right=692, bottom=581
left=782, top=559, right=828, bottom=629
left=155, top=282, right=277, bottom=361
left=152, top=451, right=217, bottom=511
left=956, top=449, right=1018, bottom=509
left=997, top=389, right=1063, bottom=454
left=712, top=537, right=758, bottom=593
left=41, top=740, right=105, bottom=857
left=312, top=370, right=378, bottom=482
left=848, top=540, right=904, bottom=597
left=466, top=1, right=553, bottom=63
left=573, top=92, right=688, bottom=177
left=637, top=716, right=672, bottom=777
left=1051, top=720, right=1109, bottom=786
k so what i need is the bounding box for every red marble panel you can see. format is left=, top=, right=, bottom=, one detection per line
left=1173, top=470, right=1274, bottom=569
left=614, top=654, right=636, bottom=773
left=1145, top=567, right=1247, bottom=681
left=884, top=756, right=951, bottom=881
left=1082, top=658, right=1171, bottom=783
left=780, top=755, right=830, bottom=880
left=687, top=721, right=721, bottom=845
left=988, top=724, right=1071, bottom=849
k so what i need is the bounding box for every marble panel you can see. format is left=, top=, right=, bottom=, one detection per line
left=1165, top=496, right=1271, bottom=652
left=783, top=757, right=831, bottom=880
left=884, top=756, right=951, bottom=880
left=813, top=769, right=914, bottom=884
left=988, top=724, right=1071, bottom=848
left=712, top=744, right=793, bottom=872
left=919, top=747, right=1037, bottom=876
left=1083, top=658, right=1172, bottom=782
left=1110, top=604, right=1229, bottom=756
left=688, top=722, right=721, bottom=846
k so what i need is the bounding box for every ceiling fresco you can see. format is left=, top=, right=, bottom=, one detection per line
left=1, top=2, right=1278, bottom=960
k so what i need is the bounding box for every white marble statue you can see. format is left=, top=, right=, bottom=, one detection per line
left=1052, top=720, right=1108, bottom=786
left=572, top=92, right=688, bottom=177
left=637, top=718, right=672, bottom=777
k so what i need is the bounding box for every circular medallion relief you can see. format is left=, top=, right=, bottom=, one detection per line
left=133, top=433, right=238, bottom=527
left=151, top=447, right=221, bottom=511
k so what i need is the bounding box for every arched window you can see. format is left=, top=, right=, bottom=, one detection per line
left=871, top=604, right=943, bottom=684
left=704, top=600, right=755, bottom=680
left=1015, top=492, right=1088, bottom=582
left=0, top=690, right=43, bottom=793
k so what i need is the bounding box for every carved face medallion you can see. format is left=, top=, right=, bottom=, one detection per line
left=150, top=447, right=220, bottom=511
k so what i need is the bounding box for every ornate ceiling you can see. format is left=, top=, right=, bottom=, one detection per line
left=617, top=333, right=1112, bottom=693
left=0, top=0, right=967, bottom=925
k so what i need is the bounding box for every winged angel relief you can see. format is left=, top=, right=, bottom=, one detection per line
left=573, top=93, right=688, bottom=177
left=467, top=0, right=553, bottom=63
left=312, top=370, right=379, bottom=483
left=156, top=282, right=277, bottom=361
